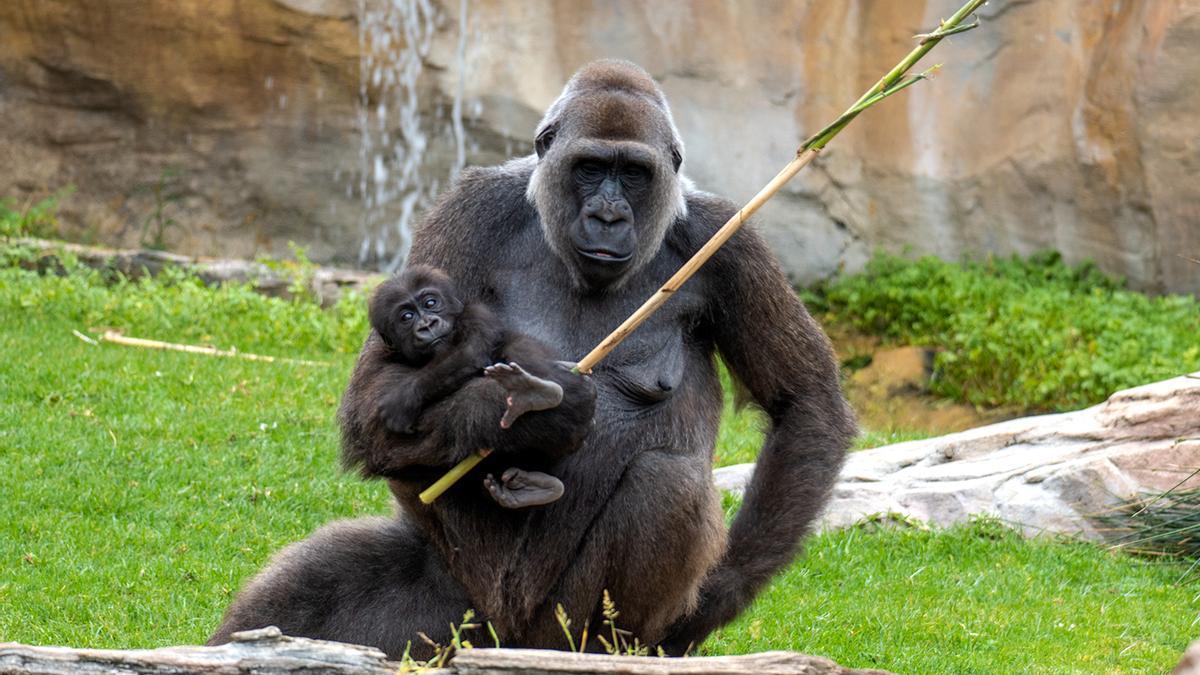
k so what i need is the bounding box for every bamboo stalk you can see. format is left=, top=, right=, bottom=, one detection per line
left=419, top=448, right=492, bottom=504
left=96, top=330, right=329, bottom=367
left=420, top=0, right=987, bottom=503
left=575, top=151, right=817, bottom=373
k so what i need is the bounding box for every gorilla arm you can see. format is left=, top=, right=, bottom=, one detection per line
left=339, top=331, right=596, bottom=480
left=662, top=221, right=856, bottom=652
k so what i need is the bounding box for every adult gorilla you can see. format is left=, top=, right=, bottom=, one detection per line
left=209, top=60, right=855, bottom=656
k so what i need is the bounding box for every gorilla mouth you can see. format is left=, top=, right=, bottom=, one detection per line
left=577, top=248, right=633, bottom=264
left=417, top=335, right=448, bottom=348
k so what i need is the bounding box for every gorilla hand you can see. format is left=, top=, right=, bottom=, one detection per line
left=484, top=468, right=565, bottom=508
left=484, top=362, right=564, bottom=429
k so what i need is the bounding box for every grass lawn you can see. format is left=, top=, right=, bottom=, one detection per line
left=1, top=256, right=1196, bottom=672
left=706, top=518, right=1198, bottom=673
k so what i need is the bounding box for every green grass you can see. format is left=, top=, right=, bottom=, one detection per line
left=0, top=247, right=1194, bottom=672
left=808, top=251, right=1200, bottom=411
left=707, top=517, right=1198, bottom=673
left=0, top=249, right=380, bottom=646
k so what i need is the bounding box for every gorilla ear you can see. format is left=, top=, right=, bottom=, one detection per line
left=670, top=145, right=683, bottom=173
left=535, top=126, right=557, bottom=159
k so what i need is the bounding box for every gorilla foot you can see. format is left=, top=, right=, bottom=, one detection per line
left=484, top=362, right=564, bottom=428
left=484, top=468, right=565, bottom=508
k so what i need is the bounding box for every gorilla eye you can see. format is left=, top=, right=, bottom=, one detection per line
left=575, top=160, right=607, bottom=181
left=622, top=165, right=651, bottom=184
left=399, top=310, right=415, bottom=323
left=423, top=296, right=439, bottom=310
left=535, top=127, right=556, bottom=158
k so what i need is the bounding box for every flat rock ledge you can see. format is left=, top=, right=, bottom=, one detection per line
left=716, top=371, right=1200, bottom=538
left=0, top=626, right=888, bottom=675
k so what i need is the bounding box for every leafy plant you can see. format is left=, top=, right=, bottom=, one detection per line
left=809, top=251, right=1200, bottom=411
left=136, top=168, right=185, bottom=250
left=401, top=609, right=496, bottom=671
left=257, top=241, right=319, bottom=304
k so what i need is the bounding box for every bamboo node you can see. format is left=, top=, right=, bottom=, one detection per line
left=914, top=16, right=981, bottom=44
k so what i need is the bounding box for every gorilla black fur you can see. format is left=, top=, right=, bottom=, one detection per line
left=208, top=59, right=855, bottom=658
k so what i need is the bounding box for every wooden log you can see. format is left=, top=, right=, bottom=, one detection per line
left=0, top=627, right=421, bottom=675
left=0, top=629, right=890, bottom=675
left=451, top=648, right=891, bottom=674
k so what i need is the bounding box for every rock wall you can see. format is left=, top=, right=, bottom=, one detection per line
left=2, top=0, right=1198, bottom=292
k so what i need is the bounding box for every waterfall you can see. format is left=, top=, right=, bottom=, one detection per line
left=356, top=0, right=471, bottom=272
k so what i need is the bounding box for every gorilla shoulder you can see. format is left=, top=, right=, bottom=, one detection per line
left=662, top=188, right=763, bottom=269
left=408, top=156, right=540, bottom=282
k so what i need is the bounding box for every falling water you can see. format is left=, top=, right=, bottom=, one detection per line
left=356, top=0, right=471, bottom=272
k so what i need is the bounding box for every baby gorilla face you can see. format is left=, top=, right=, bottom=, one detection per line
left=369, top=266, right=465, bottom=365
left=396, top=288, right=454, bottom=355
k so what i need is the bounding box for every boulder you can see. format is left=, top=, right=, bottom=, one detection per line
left=714, top=371, right=1200, bottom=538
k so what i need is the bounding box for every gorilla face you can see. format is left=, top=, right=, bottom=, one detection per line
left=528, top=61, right=687, bottom=290
left=563, top=145, right=659, bottom=284
left=369, top=266, right=465, bottom=365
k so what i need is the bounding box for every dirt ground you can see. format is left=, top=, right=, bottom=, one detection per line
left=826, top=324, right=1017, bottom=437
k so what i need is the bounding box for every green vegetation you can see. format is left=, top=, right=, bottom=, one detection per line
left=0, top=242, right=1195, bottom=672
left=706, top=517, right=1197, bottom=673
left=808, top=251, right=1200, bottom=411
left=714, top=381, right=928, bottom=466
left=0, top=247, right=377, bottom=647
left=1102, top=476, right=1200, bottom=579
left=1, top=246, right=368, bottom=357
left=1, top=190, right=71, bottom=239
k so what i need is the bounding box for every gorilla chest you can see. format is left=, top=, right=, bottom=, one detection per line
left=494, top=272, right=709, bottom=403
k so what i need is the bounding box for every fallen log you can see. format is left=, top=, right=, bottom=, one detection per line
left=450, top=648, right=888, bottom=674
left=0, top=627, right=408, bottom=675
left=0, top=627, right=889, bottom=675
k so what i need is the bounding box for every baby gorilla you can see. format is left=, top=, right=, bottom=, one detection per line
left=370, top=265, right=569, bottom=508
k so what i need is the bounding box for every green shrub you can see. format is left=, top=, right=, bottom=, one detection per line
left=810, top=251, right=1200, bottom=411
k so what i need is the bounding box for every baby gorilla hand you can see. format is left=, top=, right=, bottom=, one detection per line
left=484, top=468, right=565, bottom=508
left=483, top=362, right=564, bottom=429
left=377, top=389, right=424, bottom=435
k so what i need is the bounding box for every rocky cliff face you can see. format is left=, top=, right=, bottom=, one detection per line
left=2, top=0, right=1197, bottom=292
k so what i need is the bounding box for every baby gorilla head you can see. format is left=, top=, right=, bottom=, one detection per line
left=370, top=265, right=465, bottom=365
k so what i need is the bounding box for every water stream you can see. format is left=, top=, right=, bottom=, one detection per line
left=356, top=0, right=471, bottom=272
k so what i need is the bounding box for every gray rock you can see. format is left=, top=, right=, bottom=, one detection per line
left=717, top=372, right=1200, bottom=538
